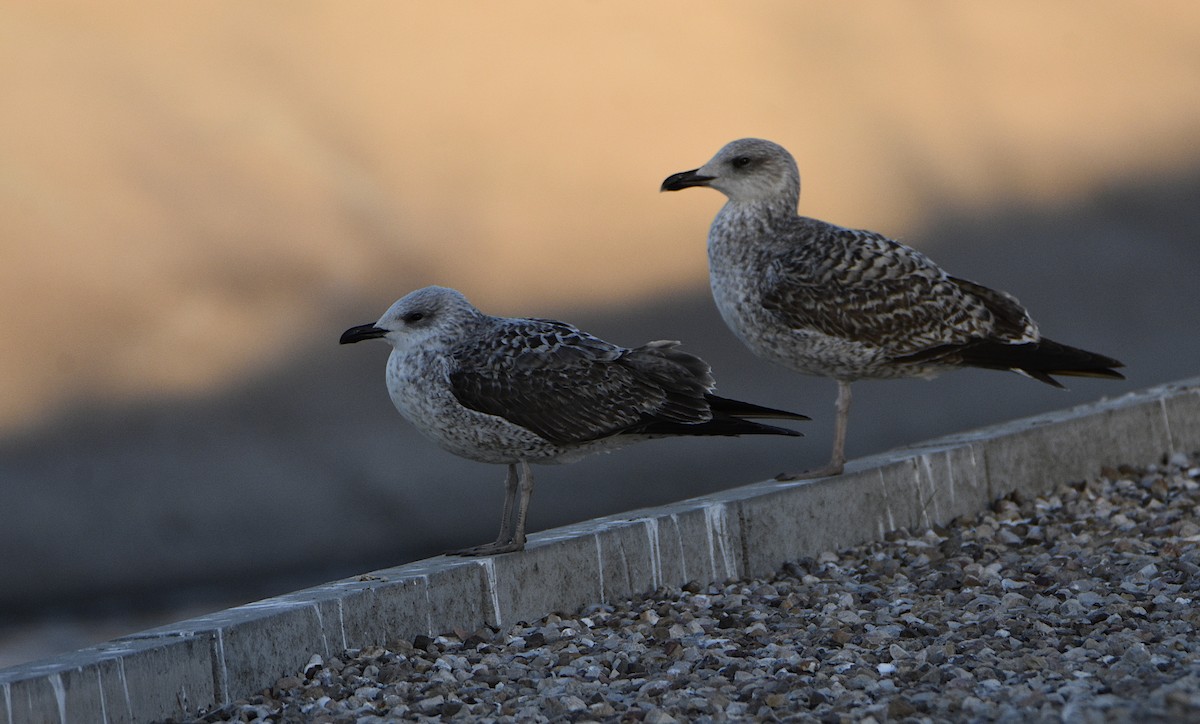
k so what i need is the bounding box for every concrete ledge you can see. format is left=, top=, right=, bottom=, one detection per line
left=3, top=378, right=1198, bottom=723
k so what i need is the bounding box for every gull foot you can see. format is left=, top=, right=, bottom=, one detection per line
left=445, top=540, right=525, bottom=557
left=775, top=462, right=845, bottom=481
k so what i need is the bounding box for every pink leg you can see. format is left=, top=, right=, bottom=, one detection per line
left=776, top=380, right=851, bottom=481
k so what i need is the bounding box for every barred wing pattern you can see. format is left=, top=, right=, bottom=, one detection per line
left=448, top=319, right=714, bottom=445
left=760, top=224, right=1038, bottom=360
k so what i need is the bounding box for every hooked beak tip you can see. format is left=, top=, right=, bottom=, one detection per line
left=340, top=323, right=386, bottom=345
left=660, top=169, right=715, bottom=192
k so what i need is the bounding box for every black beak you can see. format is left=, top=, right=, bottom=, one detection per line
left=340, top=323, right=387, bottom=345
left=661, top=168, right=715, bottom=192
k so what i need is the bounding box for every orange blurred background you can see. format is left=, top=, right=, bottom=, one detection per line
left=4, top=1, right=1198, bottom=433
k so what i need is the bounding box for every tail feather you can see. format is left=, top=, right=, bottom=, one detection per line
left=705, top=394, right=812, bottom=421
left=625, top=393, right=808, bottom=437
left=958, top=337, right=1125, bottom=387
left=630, top=416, right=803, bottom=437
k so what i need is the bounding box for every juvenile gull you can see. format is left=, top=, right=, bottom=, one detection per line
left=340, top=286, right=808, bottom=556
left=662, top=138, right=1124, bottom=479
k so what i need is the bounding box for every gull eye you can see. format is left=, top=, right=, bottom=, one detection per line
left=732, top=156, right=753, bottom=169
left=402, top=311, right=426, bottom=323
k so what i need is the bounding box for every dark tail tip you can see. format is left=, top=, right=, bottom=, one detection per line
left=629, top=416, right=803, bottom=438
left=957, top=338, right=1125, bottom=388
left=706, top=394, right=811, bottom=421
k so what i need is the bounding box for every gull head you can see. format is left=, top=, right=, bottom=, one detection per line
left=661, top=138, right=800, bottom=206
left=340, top=286, right=482, bottom=351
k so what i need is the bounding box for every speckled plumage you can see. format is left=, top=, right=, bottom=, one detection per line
left=340, top=285, right=807, bottom=554
left=663, top=138, right=1123, bottom=477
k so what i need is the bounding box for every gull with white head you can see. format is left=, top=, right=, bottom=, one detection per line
left=341, top=285, right=808, bottom=555
left=662, top=138, right=1124, bottom=479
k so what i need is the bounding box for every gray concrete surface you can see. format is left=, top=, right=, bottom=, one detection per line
left=2, top=377, right=1196, bottom=724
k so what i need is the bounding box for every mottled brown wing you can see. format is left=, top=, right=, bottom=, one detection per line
left=447, top=321, right=709, bottom=444
left=947, top=276, right=1038, bottom=343
left=761, top=228, right=998, bottom=356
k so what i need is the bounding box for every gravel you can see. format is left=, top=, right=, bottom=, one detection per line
left=194, top=452, right=1200, bottom=722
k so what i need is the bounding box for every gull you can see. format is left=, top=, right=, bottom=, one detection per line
left=662, top=138, right=1124, bottom=479
left=340, top=286, right=808, bottom=555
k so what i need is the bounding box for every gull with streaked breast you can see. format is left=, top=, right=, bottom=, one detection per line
left=662, top=138, right=1124, bottom=479
left=340, top=285, right=808, bottom=556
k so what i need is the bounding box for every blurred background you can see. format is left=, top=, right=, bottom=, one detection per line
left=2, top=1, right=1198, bottom=667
